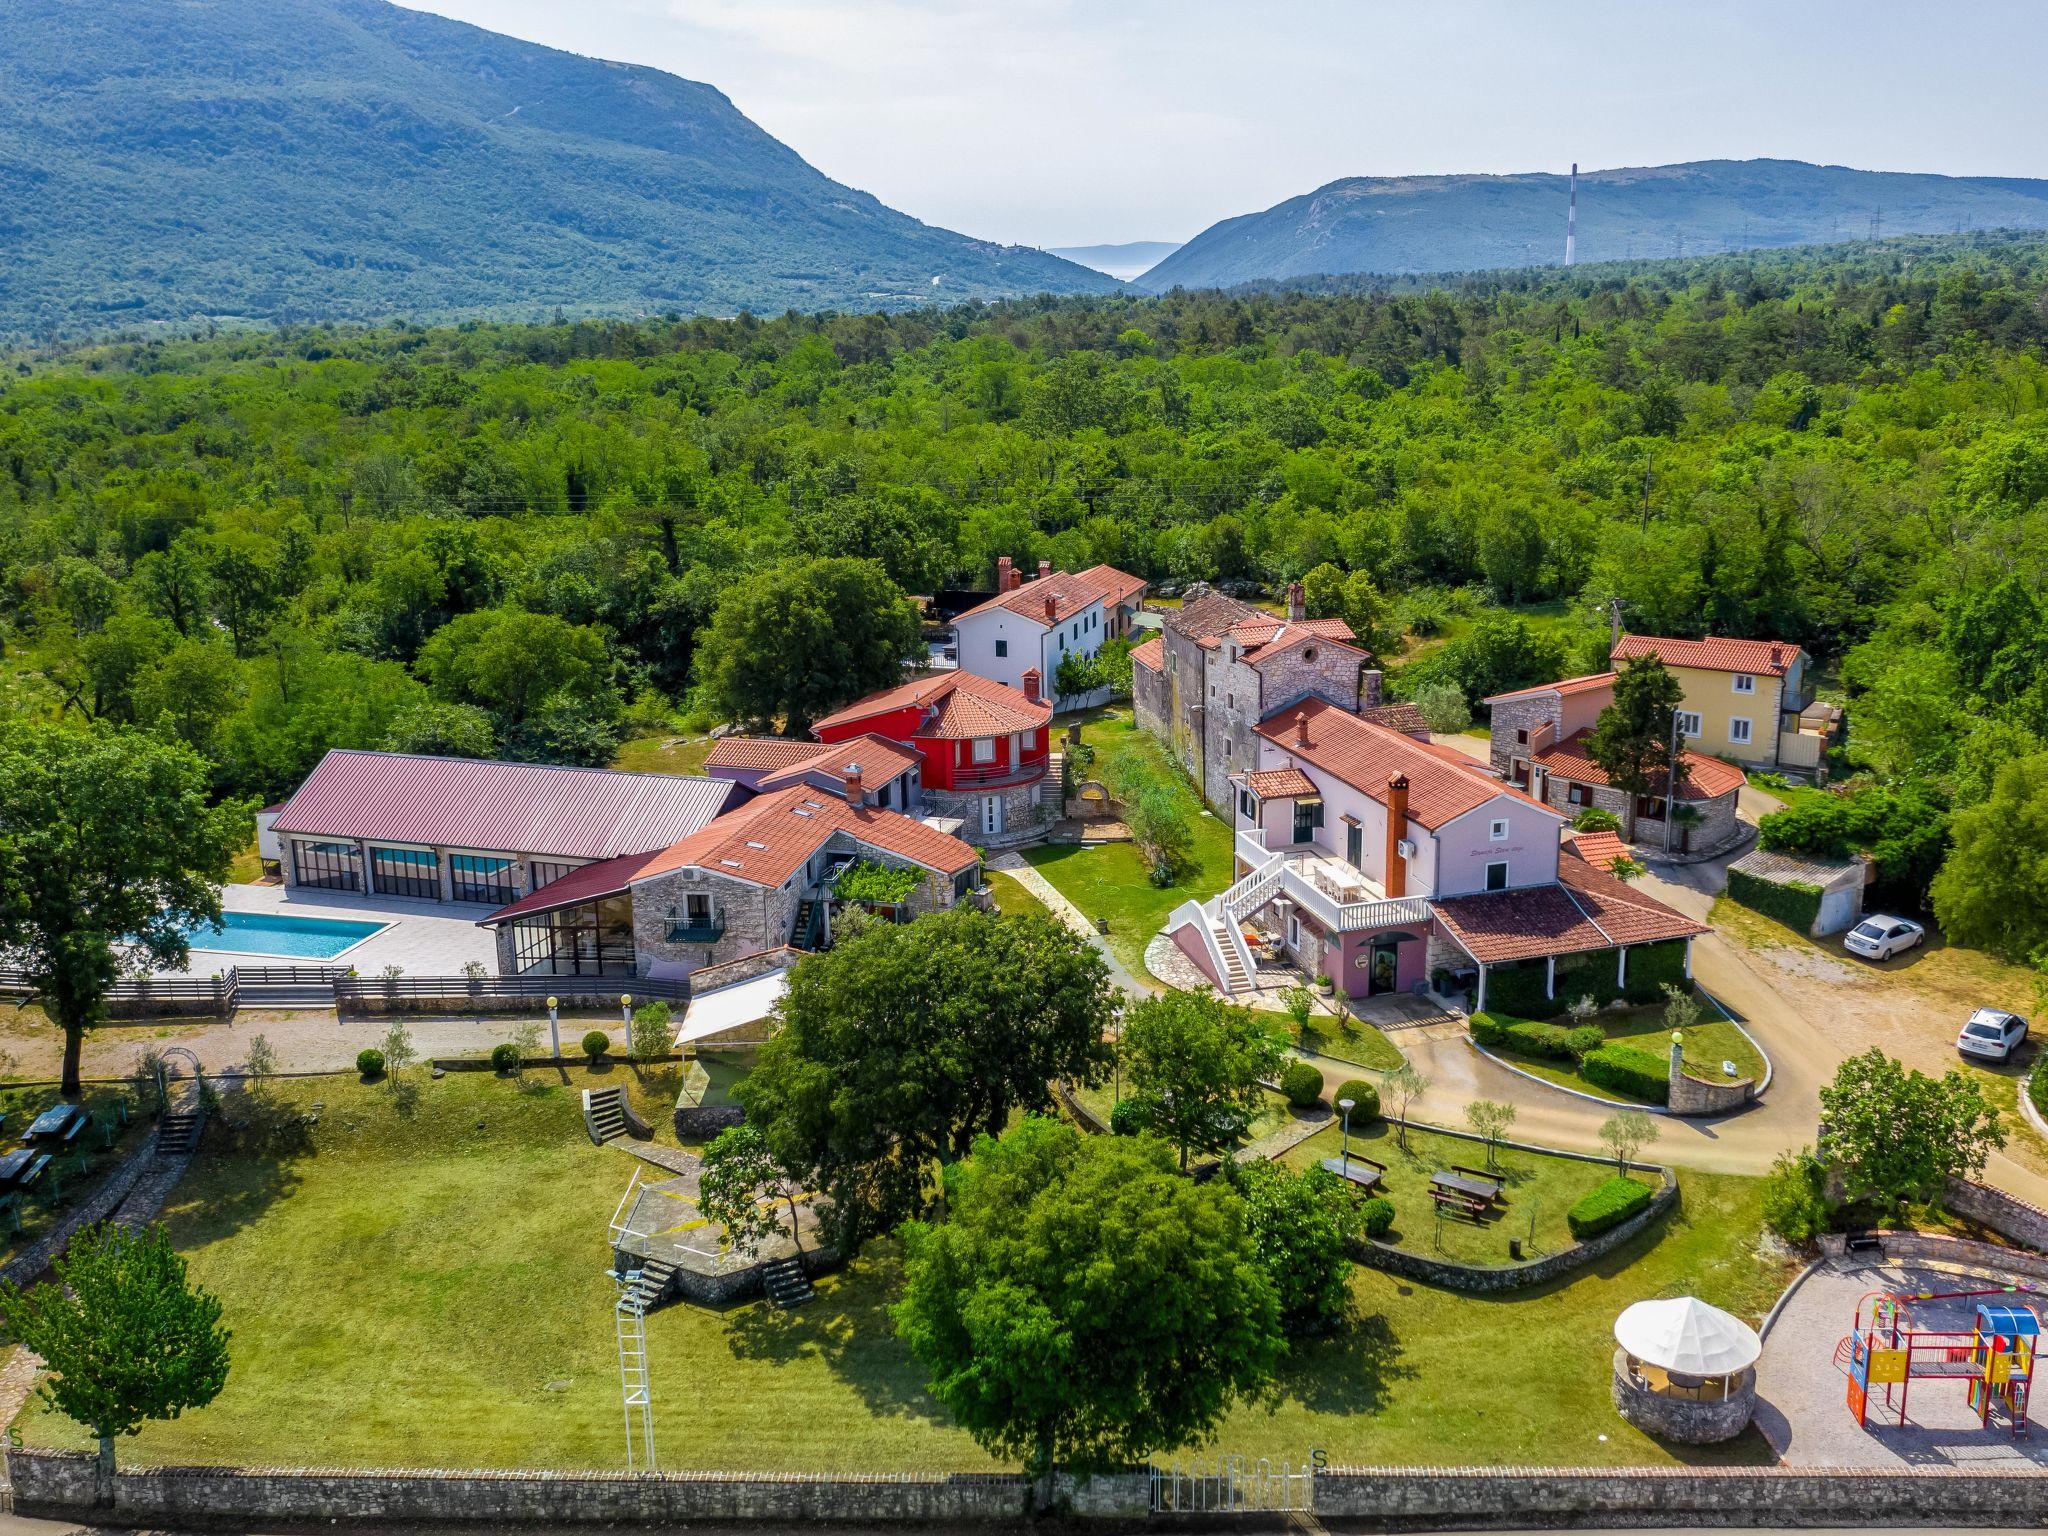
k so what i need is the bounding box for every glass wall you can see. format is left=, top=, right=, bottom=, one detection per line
left=369, top=846, right=441, bottom=900
left=528, top=860, right=577, bottom=892
left=292, top=839, right=360, bottom=892
left=451, top=853, right=518, bottom=905
left=507, top=894, right=637, bottom=976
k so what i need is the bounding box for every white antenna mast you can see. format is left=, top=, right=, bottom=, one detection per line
left=1565, top=162, right=1578, bottom=266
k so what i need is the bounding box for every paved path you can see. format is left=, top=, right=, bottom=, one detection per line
left=987, top=853, right=1152, bottom=996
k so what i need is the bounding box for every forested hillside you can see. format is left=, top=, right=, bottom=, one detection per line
left=0, top=0, right=1107, bottom=338
left=6, top=234, right=2048, bottom=954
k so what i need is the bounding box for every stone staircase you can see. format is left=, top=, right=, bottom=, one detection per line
left=625, top=1256, right=677, bottom=1313
left=155, top=1110, right=203, bottom=1158
left=581, top=1085, right=650, bottom=1146
left=1208, top=917, right=1253, bottom=994
left=761, top=1255, right=815, bottom=1309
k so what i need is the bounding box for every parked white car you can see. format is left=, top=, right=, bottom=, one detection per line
left=1958, top=1008, right=2029, bottom=1064
left=1844, top=914, right=1925, bottom=961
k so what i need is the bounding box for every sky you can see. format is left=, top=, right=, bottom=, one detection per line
left=399, top=1, right=2048, bottom=249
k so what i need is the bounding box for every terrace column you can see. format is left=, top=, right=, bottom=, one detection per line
left=1617, top=945, right=1629, bottom=988
left=1545, top=954, right=1556, bottom=1000
left=1475, top=965, right=1489, bottom=1014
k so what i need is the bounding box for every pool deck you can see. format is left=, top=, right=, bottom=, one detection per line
left=166, top=883, right=497, bottom=976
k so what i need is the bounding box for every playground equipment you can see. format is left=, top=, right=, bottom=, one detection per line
left=1837, top=1286, right=2039, bottom=1437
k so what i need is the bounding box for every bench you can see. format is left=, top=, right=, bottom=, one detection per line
left=1431, top=1187, right=1490, bottom=1220
left=1319, top=1154, right=1387, bottom=1192
left=1448, top=1163, right=1504, bottom=1194
left=1844, top=1227, right=1884, bottom=1255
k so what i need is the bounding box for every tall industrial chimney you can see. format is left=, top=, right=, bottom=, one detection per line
left=1565, top=162, right=1578, bottom=267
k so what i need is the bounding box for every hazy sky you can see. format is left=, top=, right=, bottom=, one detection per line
left=399, top=1, right=2047, bottom=248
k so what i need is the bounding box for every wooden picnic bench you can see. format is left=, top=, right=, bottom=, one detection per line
left=1319, top=1153, right=1387, bottom=1192
left=1430, top=1186, right=1490, bottom=1219
left=1431, top=1167, right=1503, bottom=1206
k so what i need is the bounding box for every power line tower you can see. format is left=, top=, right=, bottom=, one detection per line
left=1565, top=163, right=1578, bottom=266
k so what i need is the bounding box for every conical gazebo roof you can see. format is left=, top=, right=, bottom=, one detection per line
left=1613, top=1296, right=1761, bottom=1376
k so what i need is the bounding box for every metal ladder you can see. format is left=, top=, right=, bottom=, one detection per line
left=614, top=1279, right=657, bottom=1471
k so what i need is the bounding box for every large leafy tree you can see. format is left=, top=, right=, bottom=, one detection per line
left=697, top=1123, right=808, bottom=1260
left=1931, top=753, right=2048, bottom=959
left=0, top=1222, right=230, bottom=1502
left=414, top=607, right=610, bottom=727
left=1817, top=1049, right=2004, bottom=1211
left=734, top=907, right=1116, bottom=1252
left=0, top=722, right=245, bottom=1096
left=1116, top=991, right=1283, bottom=1170
left=1221, top=1158, right=1364, bottom=1332
left=1585, top=653, right=1685, bottom=840
left=692, top=557, right=921, bottom=735
left=894, top=1118, right=1283, bottom=1511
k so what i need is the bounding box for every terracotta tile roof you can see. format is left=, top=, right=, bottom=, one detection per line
left=1161, top=589, right=1257, bottom=641
left=953, top=564, right=1144, bottom=628
left=1220, top=616, right=1362, bottom=665
left=1429, top=854, right=1705, bottom=966
left=1129, top=636, right=1165, bottom=672
left=756, top=734, right=925, bottom=791
left=1484, top=671, right=1618, bottom=704
left=1240, top=768, right=1319, bottom=798
left=480, top=786, right=979, bottom=923
left=1562, top=829, right=1630, bottom=873
left=1077, top=564, right=1148, bottom=608
left=704, top=737, right=834, bottom=771
left=273, top=750, right=735, bottom=862
left=1359, top=702, right=1430, bottom=736
left=1253, top=698, right=1559, bottom=831
left=1534, top=729, right=1746, bottom=801
left=810, top=671, right=1050, bottom=740
left=1612, top=634, right=1799, bottom=677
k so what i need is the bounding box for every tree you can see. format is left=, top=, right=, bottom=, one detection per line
left=1597, top=1110, right=1660, bottom=1175
left=698, top=1122, right=807, bottom=1259
left=381, top=699, right=498, bottom=759
left=1411, top=681, right=1470, bottom=735
left=201, top=529, right=282, bottom=657
left=628, top=1001, right=672, bottom=1063
left=1117, top=992, right=1283, bottom=1170
left=894, top=1118, right=1282, bottom=1512
left=1585, top=653, right=1684, bottom=839
left=1384, top=1064, right=1428, bottom=1150
left=694, top=558, right=921, bottom=735
left=0, top=1222, right=229, bottom=1503
left=734, top=907, right=1115, bottom=1252
left=1931, top=753, right=2048, bottom=960
left=1817, top=1049, right=2005, bottom=1211
left=1464, top=1099, right=1517, bottom=1170
left=415, top=608, right=611, bottom=728
left=1223, top=1158, right=1364, bottom=1332
left=0, top=723, right=244, bottom=1097
left=379, top=1019, right=417, bottom=1085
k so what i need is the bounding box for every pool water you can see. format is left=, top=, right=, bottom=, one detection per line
left=183, top=911, right=389, bottom=960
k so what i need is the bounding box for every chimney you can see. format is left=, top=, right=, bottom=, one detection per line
left=1043, top=592, right=1057, bottom=621
left=1360, top=667, right=1384, bottom=709
left=1384, top=773, right=1410, bottom=898
left=1286, top=580, right=1305, bottom=622
left=843, top=763, right=863, bottom=807
left=1009, top=561, right=1023, bottom=592
left=1293, top=709, right=1310, bottom=748
left=996, top=556, right=1012, bottom=593
left=1037, top=559, right=1052, bottom=582
left=1022, top=667, right=1042, bottom=704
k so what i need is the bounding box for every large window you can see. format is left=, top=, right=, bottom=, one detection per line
left=508, top=894, right=636, bottom=976
left=528, top=861, right=576, bottom=892
left=1292, top=797, right=1324, bottom=844
left=293, top=839, right=360, bottom=892
left=369, top=845, right=440, bottom=900
left=451, top=853, right=517, bottom=905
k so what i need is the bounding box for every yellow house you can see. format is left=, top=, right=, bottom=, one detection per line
left=1610, top=634, right=1823, bottom=773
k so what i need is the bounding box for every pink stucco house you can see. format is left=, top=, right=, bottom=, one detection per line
left=1164, top=698, right=1706, bottom=1012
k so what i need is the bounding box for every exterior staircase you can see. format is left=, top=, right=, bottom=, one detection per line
left=626, top=1256, right=677, bottom=1313
left=155, top=1109, right=202, bottom=1158
left=761, top=1254, right=815, bottom=1308
left=793, top=897, right=824, bottom=950
left=582, top=1085, right=651, bottom=1146
left=1207, top=918, right=1253, bottom=994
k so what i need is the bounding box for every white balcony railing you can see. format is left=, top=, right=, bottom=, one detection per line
left=1226, top=826, right=1432, bottom=933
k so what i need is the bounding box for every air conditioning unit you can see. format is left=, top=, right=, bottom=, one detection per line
left=1395, top=838, right=1417, bottom=860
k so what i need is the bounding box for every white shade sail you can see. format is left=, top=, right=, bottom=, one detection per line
left=1613, top=1297, right=1761, bottom=1376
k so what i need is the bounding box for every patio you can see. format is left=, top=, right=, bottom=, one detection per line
left=166, top=882, right=498, bottom=977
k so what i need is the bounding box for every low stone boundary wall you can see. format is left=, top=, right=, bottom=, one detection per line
left=1817, top=1228, right=2048, bottom=1281
left=1669, top=1067, right=1756, bottom=1115
left=0, top=1130, right=163, bottom=1288
left=1944, top=1175, right=2048, bottom=1250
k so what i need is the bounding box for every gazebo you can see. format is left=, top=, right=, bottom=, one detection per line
left=1611, top=1296, right=1762, bottom=1443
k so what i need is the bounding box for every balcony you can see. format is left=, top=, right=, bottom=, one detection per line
left=1229, top=829, right=1433, bottom=933
left=663, top=917, right=725, bottom=944
left=950, top=754, right=1050, bottom=789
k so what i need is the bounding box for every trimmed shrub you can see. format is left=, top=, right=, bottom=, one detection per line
left=1279, top=1059, right=1324, bottom=1108
left=1331, top=1080, right=1380, bottom=1122
left=1360, top=1197, right=1396, bottom=1238
left=1727, top=865, right=1824, bottom=935
left=355, top=1048, right=385, bottom=1080
left=581, top=1030, right=610, bottom=1061
left=1468, top=1012, right=1508, bottom=1047
left=1108, top=1096, right=1150, bottom=1137
left=1470, top=1013, right=1597, bottom=1063
left=1580, top=1043, right=1670, bottom=1104
left=1566, top=1024, right=1605, bottom=1057
left=1567, top=1176, right=1655, bottom=1239
left=1483, top=963, right=1554, bottom=1019
left=489, top=1042, right=520, bottom=1073
left=1761, top=1148, right=1834, bottom=1242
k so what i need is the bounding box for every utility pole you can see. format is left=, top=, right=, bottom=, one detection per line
left=1640, top=451, right=1653, bottom=531
left=1607, top=598, right=1625, bottom=655
left=1663, top=708, right=1685, bottom=859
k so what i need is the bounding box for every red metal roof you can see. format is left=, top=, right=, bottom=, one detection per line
left=272, top=751, right=735, bottom=862
left=1612, top=634, right=1799, bottom=677
left=1534, top=729, right=1746, bottom=801
left=810, top=671, right=1050, bottom=741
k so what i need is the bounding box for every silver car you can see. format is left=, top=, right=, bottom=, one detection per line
left=1957, top=1008, right=2029, bottom=1064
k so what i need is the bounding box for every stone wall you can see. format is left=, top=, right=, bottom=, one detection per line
left=1196, top=646, right=1365, bottom=815
left=924, top=779, right=1045, bottom=847
left=1939, top=1176, right=2048, bottom=1251
left=1131, top=654, right=1167, bottom=739
left=1817, top=1228, right=2048, bottom=1281
left=632, top=869, right=799, bottom=976
left=688, top=946, right=801, bottom=993
left=1487, top=692, right=1560, bottom=777
left=1669, top=1066, right=1757, bottom=1116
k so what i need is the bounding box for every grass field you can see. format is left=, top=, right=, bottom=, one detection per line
left=1486, top=1006, right=1768, bottom=1106
left=1066, top=1081, right=1297, bottom=1147
left=19, top=1073, right=1788, bottom=1472
left=612, top=734, right=717, bottom=776
left=983, top=869, right=1053, bottom=921
left=1292, top=1006, right=1406, bottom=1072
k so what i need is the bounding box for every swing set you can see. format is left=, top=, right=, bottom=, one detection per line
left=1837, top=1286, right=2039, bottom=1436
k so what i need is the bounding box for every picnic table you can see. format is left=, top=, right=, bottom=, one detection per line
left=25, top=1103, right=83, bottom=1143
left=1430, top=1167, right=1503, bottom=1204
left=0, top=1151, right=52, bottom=1191
left=1319, top=1154, right=1385, bottom=1192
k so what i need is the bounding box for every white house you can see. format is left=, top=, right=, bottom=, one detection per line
left=950, top=559, right=1146, bottom=708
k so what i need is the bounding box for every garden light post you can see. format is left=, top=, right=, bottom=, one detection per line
left=547, top=996, right=560, bottom=1059
left=1338, top=1097, right=1355, bottom=1168
left=621, top=993, right=633, bottom=1036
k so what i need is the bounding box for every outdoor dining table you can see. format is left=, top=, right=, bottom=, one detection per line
left=1319, top=1155, right=1383, bottom=1191
left=0, top=1149, right=51, bottom=1189
left=1430, top=1169, right=1501, bottom=1202
left=24, top=1103, right=82, bottom=1142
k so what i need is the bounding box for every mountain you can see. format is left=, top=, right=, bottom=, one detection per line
left=0, top=0, right=1111, bottom=337
left=1137, top=160, right=2048, bottom=291
left=1045, top=241, right=1183, bottom=281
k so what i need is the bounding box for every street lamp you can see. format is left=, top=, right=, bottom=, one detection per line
left=547, top=995, right=560, bottom=1059
left=1338, top=1097, right=1356, bottom=1168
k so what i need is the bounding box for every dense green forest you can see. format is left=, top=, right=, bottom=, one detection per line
left=6, top=234, right=2048, bottom=956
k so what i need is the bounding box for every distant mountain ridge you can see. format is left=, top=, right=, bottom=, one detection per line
left=1138, top=159, right=2048, bottom=291
left=1046, top=241, right=1183, bottom=281
left=0, top=0, right=1110, bottom=337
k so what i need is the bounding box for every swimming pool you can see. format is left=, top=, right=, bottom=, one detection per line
left=183, top=911, right=390, bottom=960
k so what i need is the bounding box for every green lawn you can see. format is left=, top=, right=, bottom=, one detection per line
left=1292, top=1007, right=1406, bottom=1072
left=1066, top=1081, right=1297, bottom=1147
left=1486, top=1006, right=1768, bottom=1106
left=1281, top=1118, right=1634, bottom=1268
left=983, top=869, right=1052, bottom=921
left=612, top=734, right=717, bottom=776
left=14, top=1071, right=1788, bottom=1471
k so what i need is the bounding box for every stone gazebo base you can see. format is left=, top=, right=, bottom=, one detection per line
left=1612, top=1347, right=1757, bottom=1443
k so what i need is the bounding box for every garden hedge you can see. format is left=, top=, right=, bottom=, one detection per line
left=1482, top=963, right=1554, bottom=1019
left=1331, top=1079, right=1380, bottom=1122
left=1483, top=940, right=1692, bottom=1019
left=1580, top=1043, right=1670, bottom=1104
left=1567, top=1176, right=1656, bottom=1239
left=1726, top=865, right=1823, bottom=935
left=1469, top=1013, right=1600, bottom=1063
